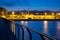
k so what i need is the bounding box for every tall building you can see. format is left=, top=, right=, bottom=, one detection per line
left=0, top=7, right=7, bottom=16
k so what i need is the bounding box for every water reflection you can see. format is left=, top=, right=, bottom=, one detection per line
left=20, top=21, right=28, bottom=30
left=21, top=21, right=28, bottom=26
left=20, top=21, right=28, bottom=40
left=21, top=21, right=24, bottom=25
left=57, top=21, right=60, bottom=29
left=44, top=21, right=48, bottom=33
left=57, top=21, right=60, bottom=40
left=19, top=21, right=60, bottom=40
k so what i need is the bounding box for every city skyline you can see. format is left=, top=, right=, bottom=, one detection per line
left=0, top=0, right=60, bottom=11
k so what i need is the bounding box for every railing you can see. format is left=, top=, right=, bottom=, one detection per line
left=2, top=18, right=56, bottom=40
left=9, top=21, right=55, bottom=40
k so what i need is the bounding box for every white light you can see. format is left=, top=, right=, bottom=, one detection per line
left=12, top=11, right=15, bottom=14
left=25, top=21, right=28, bottom=24
left=57, top=13, right=60, bottom=15
left=21, top=21, right=24, bottom=24
left=44, top=21, right=48, bottom=33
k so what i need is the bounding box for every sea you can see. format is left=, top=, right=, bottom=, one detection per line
left=15, top=21, right=60, bottom=40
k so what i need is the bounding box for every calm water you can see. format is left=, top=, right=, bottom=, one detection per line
left=16, top=21, right=60, bottom=40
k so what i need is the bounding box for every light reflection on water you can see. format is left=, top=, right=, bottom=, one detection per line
left=57, top=21, right=60, bottom=40
left=44, top=21, right=48, bottom=33
left=16, top=21, right=60, bottom=40
left=20, top=21, right=28, bottom=26
left=20, top=21, right=28, bottom=40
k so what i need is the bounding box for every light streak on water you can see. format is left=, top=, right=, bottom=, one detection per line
left=21, top=21, right=28, bottom=26
left=57, top=22, right=60, bottom=29
left=20, top=21, right=28, bottom=40
left=57, top=21, right=60, bottom=39
left=21, top=21, right=24, bottom=25
left=24, top=21, right=28, bottom=26
left=44, top=21, right=48, bottom=33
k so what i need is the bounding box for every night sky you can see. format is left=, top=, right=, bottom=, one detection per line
left=0, top=0, right=60, bottom=11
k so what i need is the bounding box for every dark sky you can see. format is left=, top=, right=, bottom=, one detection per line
left=0, top=0, right=60, bottom=11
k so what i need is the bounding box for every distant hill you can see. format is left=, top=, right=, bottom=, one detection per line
left=8, top=10, right=60, bottom=14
